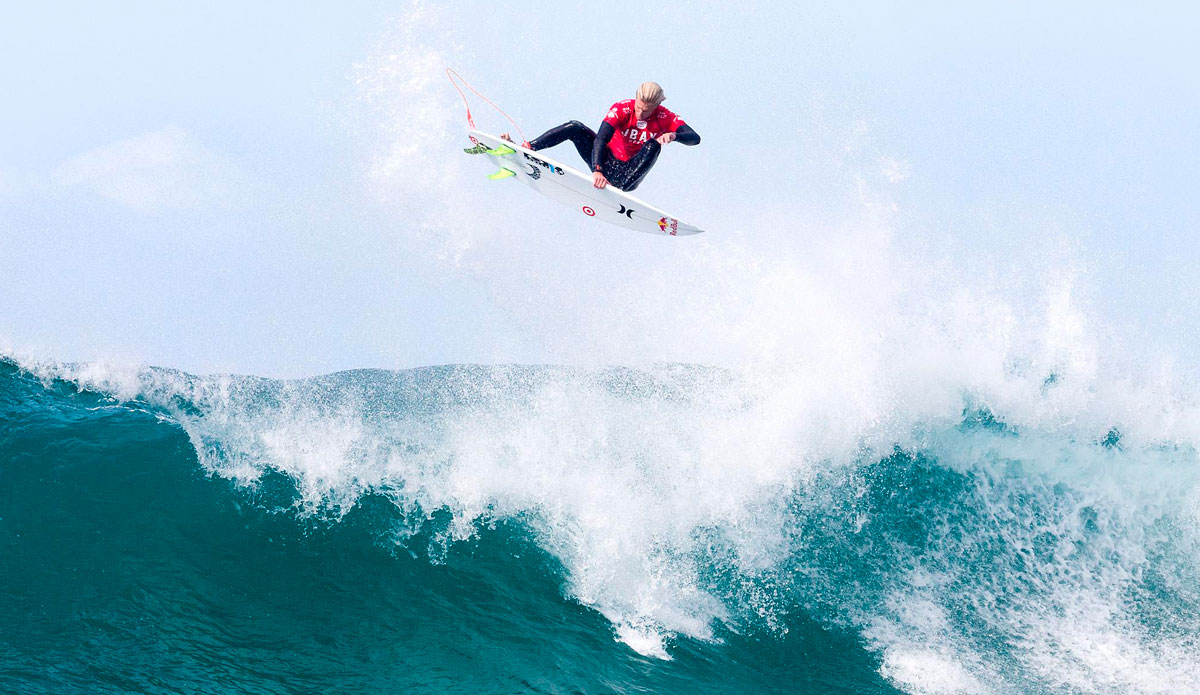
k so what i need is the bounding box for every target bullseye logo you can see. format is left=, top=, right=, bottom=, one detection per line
left=581, top=206, right=595, bottom=216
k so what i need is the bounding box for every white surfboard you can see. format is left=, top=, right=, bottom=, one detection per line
left=464, top=130, right=703, bottom=236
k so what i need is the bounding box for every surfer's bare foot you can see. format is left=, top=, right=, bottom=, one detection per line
left=500, top=133, right=532, bottom=149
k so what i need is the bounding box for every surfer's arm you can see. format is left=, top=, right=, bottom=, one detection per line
left=674, top=124, right=700, bottom=145
left=592, top=122, right=616, bottom=172
left=655, top=124, right=700, bottom=146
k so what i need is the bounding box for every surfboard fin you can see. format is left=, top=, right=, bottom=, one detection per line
left=487, top=168, right=515, bottom=180
left=487, top=144, right=516, bottom=156
left=463, top=144, right=490, bottom=155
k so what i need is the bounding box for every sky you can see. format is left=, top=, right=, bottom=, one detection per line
left=2, top=1, right=1198, bottom=378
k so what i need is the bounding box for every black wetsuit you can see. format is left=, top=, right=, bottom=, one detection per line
left=527, top=120, right=701, bottom=191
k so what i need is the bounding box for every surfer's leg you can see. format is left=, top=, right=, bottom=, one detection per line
left=528, top=121, right=596, bottom=164
left=605, top=140, right=662, bottom=191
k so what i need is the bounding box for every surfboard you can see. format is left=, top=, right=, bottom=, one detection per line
left=464, top=130, right=703, bottom=236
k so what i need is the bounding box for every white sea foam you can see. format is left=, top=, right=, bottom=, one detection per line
left=877, top=645, right=991, bottom=695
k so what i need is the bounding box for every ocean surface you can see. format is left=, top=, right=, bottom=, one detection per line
left=2, top=355, right=1198, bottom=694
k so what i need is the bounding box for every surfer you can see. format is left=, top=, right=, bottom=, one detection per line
left=503, top=82, right=700, bottom=192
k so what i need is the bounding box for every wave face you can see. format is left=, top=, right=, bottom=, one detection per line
left=2, top=356, right=1199, bottom=694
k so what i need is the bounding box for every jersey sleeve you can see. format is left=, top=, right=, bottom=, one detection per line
left=661, top=108, right=685, bottom=132
left=603, top=101, right=627, bottom=129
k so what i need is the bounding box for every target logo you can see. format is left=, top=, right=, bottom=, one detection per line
left=581, top=206, right=595, bottom=216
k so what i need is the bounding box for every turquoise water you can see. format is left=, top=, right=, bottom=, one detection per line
left=3, top=357, right=1198, bottom=693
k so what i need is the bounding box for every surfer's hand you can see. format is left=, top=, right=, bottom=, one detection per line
left=656, top=132, right=676, bottom=145
left=593, top=171, right=609, bottom=189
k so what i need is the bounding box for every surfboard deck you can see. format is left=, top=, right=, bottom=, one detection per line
left=464, top=130, right=703, bottom=236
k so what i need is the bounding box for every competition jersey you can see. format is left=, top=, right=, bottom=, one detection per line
left=602, top=99, right=686, bottom=161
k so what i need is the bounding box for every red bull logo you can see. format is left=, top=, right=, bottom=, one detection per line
left=657, top=216, right=679, bottom=236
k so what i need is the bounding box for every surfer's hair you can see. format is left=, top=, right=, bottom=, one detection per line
left=636, top=81, right=665, bottom=105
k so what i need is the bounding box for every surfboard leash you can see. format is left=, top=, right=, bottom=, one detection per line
left=445, top=68, right=529, bottom=145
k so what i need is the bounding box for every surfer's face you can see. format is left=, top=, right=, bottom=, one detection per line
left=634, top=99, right=658, bottom=121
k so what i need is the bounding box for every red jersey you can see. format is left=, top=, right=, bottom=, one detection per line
left=602, top=99, right=686, bottom=161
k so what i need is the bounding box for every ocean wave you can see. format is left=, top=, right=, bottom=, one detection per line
left=4, top=353, right=1198, bottom=694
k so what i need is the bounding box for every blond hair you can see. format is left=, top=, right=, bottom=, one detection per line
left=636, top=81, right=665, bottom=106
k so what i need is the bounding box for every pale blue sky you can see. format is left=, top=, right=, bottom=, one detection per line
left=2, top=1, right=1197, bottom=377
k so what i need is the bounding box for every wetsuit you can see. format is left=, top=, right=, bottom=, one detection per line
left=527, top=99, right=700, bottom=191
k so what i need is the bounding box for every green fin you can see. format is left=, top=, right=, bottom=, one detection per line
left=463, top=144, right=490, bottom=155
left=487, top=144, right=516, bottom=156
left=487, top=168, right=515, bottom=180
